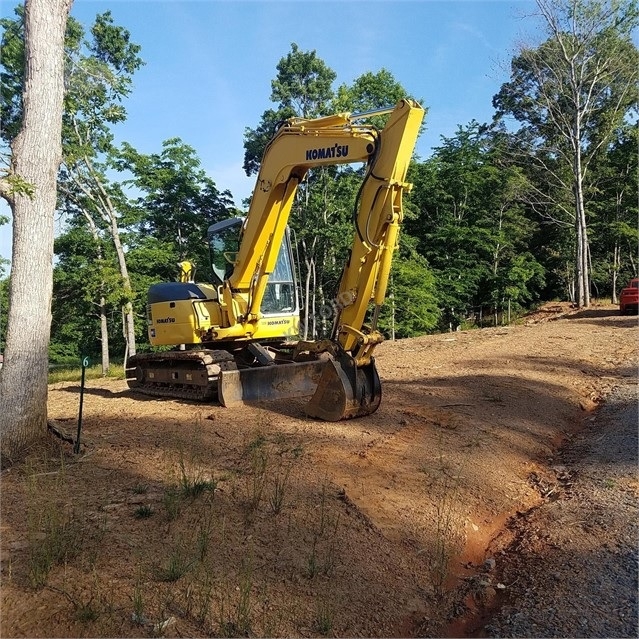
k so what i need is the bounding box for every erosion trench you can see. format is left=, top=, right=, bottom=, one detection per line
left=1, top=303, right=637, bottom=637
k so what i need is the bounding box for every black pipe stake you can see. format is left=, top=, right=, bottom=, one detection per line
left=74, top=357, right=89, bottom=454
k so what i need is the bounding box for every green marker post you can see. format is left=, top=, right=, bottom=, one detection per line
left=74, top=356, right=90, bottom=454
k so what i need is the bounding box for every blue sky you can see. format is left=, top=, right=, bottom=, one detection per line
left=0, top=0, right=541, bottom=264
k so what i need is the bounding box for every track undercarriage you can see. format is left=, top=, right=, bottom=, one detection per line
left=125, top=349, right=238, bottom=402
left=125, top=344, right=381, bottom=421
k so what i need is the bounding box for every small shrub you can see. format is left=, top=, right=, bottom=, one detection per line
left=134, top=505, right=153, bottom=519
left=268, top=461, right=292, bottom=514
left=315, top=597, right=334, bottom=635
left=154, top=546, right=193, bottom=582
left=163, top=487, right=181, bottom=521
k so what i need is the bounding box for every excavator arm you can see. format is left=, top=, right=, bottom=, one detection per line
left=220, top=99, right=424, bottom=420
left=220, top=100, right=423, bottom=339
left=330, top=101, right=424, bottom=360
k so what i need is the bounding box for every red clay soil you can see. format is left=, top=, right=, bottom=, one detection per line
left=1, top=302, right=637, bottom=638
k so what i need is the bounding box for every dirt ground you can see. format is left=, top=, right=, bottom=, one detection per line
left=1, top=302, right=637, bottom=638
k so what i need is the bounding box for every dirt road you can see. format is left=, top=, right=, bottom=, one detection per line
left=1, top=302, right=637, bottom=637
left=482, top=382, right=638, bottom=638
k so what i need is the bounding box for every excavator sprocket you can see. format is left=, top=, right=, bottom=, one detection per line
left=126, top=349, right=237, bottom=401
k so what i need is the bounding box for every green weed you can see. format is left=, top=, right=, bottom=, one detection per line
left=163, top=486, right=181, bottom=521
left=268, top=459, right=292, bottom=514
left=315, top=596, right=334, bottom=636
left=154, top=545, right=194, bottom=582
left=243, top=434, right=269, bottom=514
left=48, top=363, right=125, bottom=384
left=25, top=461, right=85, bottom=587
left=419, top=439, right=468, bottom=600
left=134, top=504, right=153, bottom=519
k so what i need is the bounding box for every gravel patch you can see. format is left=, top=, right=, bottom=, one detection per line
left=485, top=380, right=638, bottom=638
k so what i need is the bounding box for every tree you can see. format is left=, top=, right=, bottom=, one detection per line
left=0, top=0, right=73, bottom=465
left=245, top=53, right=428, bottom=339
left=244, top=44, right=340, bottom=338
left=588, top=123, right=638, bottom=299
left=58, top=10, right=143, bottom=366
left=52, top=221, right=122, bottom=372
left=408, top=122, right=544, bottom=329
left=116, top=138, right=236, bottom=285
left=243, top=43, right=335, bottom=176
left=2, top=6, right=144, bottom=371
left=378, top=236, right=440, bottom=338
left=493, top=0, right=639, bottom=307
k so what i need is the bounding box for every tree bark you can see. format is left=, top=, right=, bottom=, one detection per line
left=0, top=0, right=73, bottom=466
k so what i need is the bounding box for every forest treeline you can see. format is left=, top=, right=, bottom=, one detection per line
left=1, top=0, right=637, bottom=369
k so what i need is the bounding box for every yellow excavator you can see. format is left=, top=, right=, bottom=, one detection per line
left=126, top=99, right=424, bottom=421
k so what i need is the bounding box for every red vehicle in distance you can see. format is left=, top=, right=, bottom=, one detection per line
left=619, top=278, right=639, bottom=314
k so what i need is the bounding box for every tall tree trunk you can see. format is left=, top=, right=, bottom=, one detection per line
left=0, top=0, right=72, bottom=466
left=575, top=178, right=590, bottom=308
left=107, top=213, right=136, bottom=363
left=80, top=209, right=111, bottom=375
left=575, top=205, right=584, bottom=307
left=68, top=156, right=137, bottom=365
left=99, top=295, right=110, bottom=375
left=612, top=242, right=619, bottom=304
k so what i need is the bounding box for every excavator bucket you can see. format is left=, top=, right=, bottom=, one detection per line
left=218, top=359, right=328, bottom=407
left=305, top=352, right=382, bottom=422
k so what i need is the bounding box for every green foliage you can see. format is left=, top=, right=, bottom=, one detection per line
left=336, top=69, right=417, bottom=111
left=115, top=138, right=236, bottom=282
left=51, top=223, right=124, bottom=362
left=588, top=124, right=639, bottom=295
left=271, top=42, right=336, bottom=117
left=378, top=250, right=440, bottom=338
left=0, top=5, right=25, bottom=142
left=47, top=362, right=125, bottom=384
left=2, top=173, right=35, bottom=200
left=243, top=42, right=336, bottom=175
left=408, top=122, right=545, bottom=329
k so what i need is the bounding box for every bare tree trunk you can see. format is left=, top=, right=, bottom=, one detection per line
left=304, top=264, right=312, bottom=340
left=300, top=236, right=317, bottom=340
left=109, top=216, right=136, bottom=365
left=575, top=206, right=584, bottom=307
left=611, top=189, right=624, bottom=304
left=574, top=165, right=590, bottom=308
left=80, top=210, right=110, bottom=375
left=99, top=296, right=109, bottom=375
left=66, top=153, right=137, bottom=365
left=566, top=262, right=575, bottom=302
left=612, top=242, right=620, bottom=304
left=0, top=0, right=72, bottom=466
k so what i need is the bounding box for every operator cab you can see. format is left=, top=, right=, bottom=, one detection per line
left=207, top=217, right=299, bottom=316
